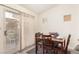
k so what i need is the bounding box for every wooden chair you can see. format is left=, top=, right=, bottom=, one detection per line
left=52, top=34, right=71, bottom=54
left=52, top=38, right=65, bottom=54
left=42, top=35, right=53, bottom=54
left=35, top=32, right=43, bottom=54
left=63, top=34, right=71, bottom=54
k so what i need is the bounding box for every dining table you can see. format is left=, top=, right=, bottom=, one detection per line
left=35, top=33, right=65, bottom=54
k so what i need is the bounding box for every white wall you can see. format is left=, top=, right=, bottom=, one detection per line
left=38, top=5, right=79, bottom=50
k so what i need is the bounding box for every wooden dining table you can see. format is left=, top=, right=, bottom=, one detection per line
left=35, top=34, right=65, bottom=54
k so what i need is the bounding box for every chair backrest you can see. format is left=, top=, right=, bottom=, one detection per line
left=49, top=32, right=59, bottom=38
left=35, top=32, right=40, bottom=37
left=35, top=32, right=43, bottom=42
left=65, top=34, right=71, bottom=53
left=43, top=35, right=52, bottom=46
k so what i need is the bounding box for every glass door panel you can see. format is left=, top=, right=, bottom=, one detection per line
left=4, top=11, right=21, bottom=53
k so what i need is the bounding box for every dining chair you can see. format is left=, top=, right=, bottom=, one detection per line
left=35, top=32, right=43, bottom=54
left=52, top=34, right=71, bottom=54
left=42, top=34, right=54, bottom=54
left=52, top=38, right=65, bottom=54
left=63, top=34, right=71, bottom=54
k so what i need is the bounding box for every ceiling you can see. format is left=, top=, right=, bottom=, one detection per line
left=19, top=4, right=57, bottom=14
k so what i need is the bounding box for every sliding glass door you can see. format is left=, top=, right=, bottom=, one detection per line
left=3, top=7, right=21, bottom=53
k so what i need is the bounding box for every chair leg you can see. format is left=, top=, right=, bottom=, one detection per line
left=46, top=50, right=48, bottom=53
left=43, top=47, right=44, bottom=54
left=36, top=46, right=37, bottom=54
left=36, top=44, right=38, bottom=54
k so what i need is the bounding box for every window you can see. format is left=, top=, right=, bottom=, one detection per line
left=5, top=11, right=19, bottom=20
